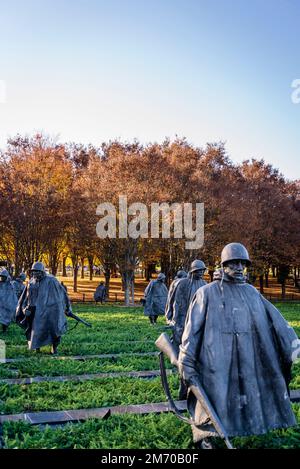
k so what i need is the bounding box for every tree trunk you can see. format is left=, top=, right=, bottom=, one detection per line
left=62, top=257, right=67, bottom=277
left=50, top=253, right=59, bottom=276
left=122, top=271, right=130, bottom=306
left=272, top=266, right=276, bottom=277
left=104, top=268, right=111, bottom=300
left=265, top=271, right=269, bottom=288
left=14, top=239, right=23, bottom=276
left=160, top=255, right=171, bottom=285
left=281, top=280, right=286, bottom=300
left=71, top=255, right=79, bottom=293
left=122, top=270, right=134, bottom=306
left=259, top=275, right=264, bottom=294
left=131, top=273, right=135, bottom=305
left=80, top=257, right=85, bottom=279
left=88, top=255, right=94, bottom=281
left=209, top=270, right=214, bottom=282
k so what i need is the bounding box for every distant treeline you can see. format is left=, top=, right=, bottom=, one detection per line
left=0, top=134, right=299, bottom=304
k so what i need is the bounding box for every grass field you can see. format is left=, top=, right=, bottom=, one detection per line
left=1, top=303, right=300, bottom=449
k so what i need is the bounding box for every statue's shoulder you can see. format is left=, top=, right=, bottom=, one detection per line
left=243, top=282, right=260, bottom=295
left=175, top=277, right=190, bottom=292
left=205, top=280, right=220, bottom=290
left=195, top=280, right=219, bottom=297
left=178, top=277, right=189, bottom=287
left=45, top=274, right=60, bottom=285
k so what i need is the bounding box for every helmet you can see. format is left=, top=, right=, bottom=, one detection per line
left=0, top=268, right=9, bottom=278
left=190, top=259, right=206, bottom=273
left=157, top=273, right=166, bottom=281
left=176, top=270, right=187, bottom=279
left=30, top=261, right=46, bottom=272
left=221, top=243, right=251, bottom=266
left=18, top=273, right=26, bottom=281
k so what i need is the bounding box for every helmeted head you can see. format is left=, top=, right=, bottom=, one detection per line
left=176, top=270, right=187, bottom=279
left=18, top=273, right=26, bottom=282
left=30, top=261, right=46, bottom=281
left=189, top=259, right=206, bottom=279
left=221, top=243, right=251, bottom=282
left=221, top=243, right=251, bottom=266
left=0, top=268, right=9, bottom=282
left=190, top=259, right=206, bottom=273
left=157, top=273, right=166, bottom=282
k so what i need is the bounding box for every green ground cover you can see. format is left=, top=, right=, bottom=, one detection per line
left=2, top=406, right=300, bottom=449
left=0, top=355, right=169, bottom=379
left=3, top=306, right=164, bottom=357
left=0, top=375, right=179, bottom=415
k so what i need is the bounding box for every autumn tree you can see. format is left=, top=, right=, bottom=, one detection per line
left=0, top=134, right=73, bottom=274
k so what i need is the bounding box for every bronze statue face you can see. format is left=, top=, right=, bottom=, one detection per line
left=192, top=269, right=205, bottom=280
left=223, top=260, right=246, bottom=281
left=30, top=270, right=45, bottom=281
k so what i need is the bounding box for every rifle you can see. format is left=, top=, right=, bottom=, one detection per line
left=155, top=332, right=234, bottom=450
left=66, top=310, right=92, bottom=328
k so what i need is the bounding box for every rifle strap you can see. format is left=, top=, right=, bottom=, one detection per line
left=158, top=352, right=193, bottom=425
left=66, top=321, right=79, bottom=333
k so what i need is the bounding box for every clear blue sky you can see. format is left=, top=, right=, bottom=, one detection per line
left=0, top=0, right=299, bottom=179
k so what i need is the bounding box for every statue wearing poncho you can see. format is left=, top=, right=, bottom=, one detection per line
left=169, top=260, right=206, bottom=400
left=144, top=273, right=168, bottom=324
left=171, top=260, right=207, bottom=351
left=165, top=270, right=187, bottom=324
left=12, top=273, right=26, bottom=299
left=0, top=269, right=18, bottom=331
left=178, top=244, right=299, bottom=443
left=16, top=262, right=71, bottom=353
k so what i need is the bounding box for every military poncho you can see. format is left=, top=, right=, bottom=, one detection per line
left=144, top=279, right=168, bottom=317
left=0, top=277, right=18, bottom=326
left=16, top=274, right=69, bottom=350
left=179, top=276, right=298, bottom=439
left=165, top=277, right=184, bottom=323
left=94, top=284, right=107, bottom=302
left=172, top=276, right=207, bottom=347
left=12, top=279, right=26, bottom=299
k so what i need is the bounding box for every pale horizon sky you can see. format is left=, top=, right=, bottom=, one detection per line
left=0, top=0, right=299, bottom=179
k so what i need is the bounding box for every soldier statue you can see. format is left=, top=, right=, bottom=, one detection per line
left=94, top=281, right=107, bottom=304
left=178, top=243, right=300, bottom=449
left=169, top=259, right=207, bottom=399
left=12, top=272, right=26, bottom=299
left=144, top=273, right=168, bottom=324
left=16, top=262, right=72, bottom=355
left=170, top=260, right=207, bottom=350
left=0, top=268, right=18, bottom=333
left=165, top=270, right=187, bottom=324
